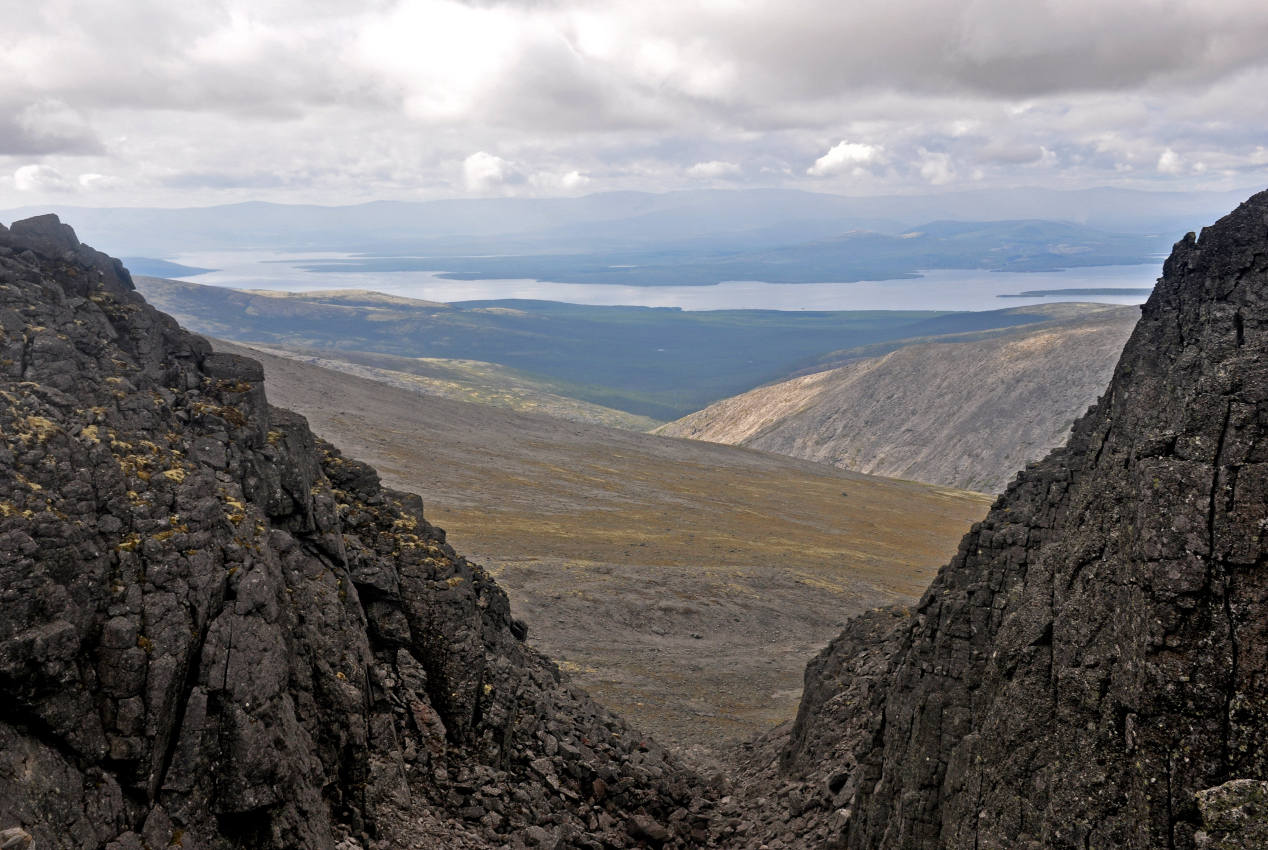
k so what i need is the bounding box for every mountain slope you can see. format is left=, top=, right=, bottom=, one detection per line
left=724, top=191, right=1268, bottom=848
left=660, top=305, right=1140, bottom=492
left=223, top=343, right=663, bottom=431
left=133, top=274, right=1059, bottom=419
left=0, top=216, right=712, bottom=848
left=210, top=337, right=989, bottom=753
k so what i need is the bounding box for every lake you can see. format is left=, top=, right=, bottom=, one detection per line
left=170, top=250, right=1161, bottom=312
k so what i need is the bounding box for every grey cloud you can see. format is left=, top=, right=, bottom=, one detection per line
left=14, top=3, right=1267, bottom=133
left=675, top=0, right=1268, bottom=105
left=975, top=144, right=1046, bottom=165
left=0, top=116, right=103, bottom=156
left=453, top=0, right=564, bottom=7
left=479, top=41, right=672, bottom=133
left=0, top=100, right=104, bottom=156
left=2, top=4, right=373, bottom=119
left=2, top=0, right=1268, bottom=207
left=159, top=170, right=296, bottom=190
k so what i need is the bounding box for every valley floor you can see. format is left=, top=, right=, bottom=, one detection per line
left=214, top=339, right=990, bottom=760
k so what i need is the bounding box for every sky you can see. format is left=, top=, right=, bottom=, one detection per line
left=3, top=0, right=1268, bottom=207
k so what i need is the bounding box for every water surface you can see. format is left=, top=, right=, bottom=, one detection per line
left=171, top=250, right=1159, bottom=312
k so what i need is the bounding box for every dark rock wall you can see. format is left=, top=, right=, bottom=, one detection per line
left=0, top=216, right=708, bottom=850
left=779, top=192, right=1268, bottom=848
left=8, top=187, right=1266, bottom=850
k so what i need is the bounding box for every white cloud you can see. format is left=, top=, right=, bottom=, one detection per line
left=353, top=2, right=522, bottom=123
left=3, top=1, right=1268, bottom=205
left=13, top=164, right=73, bottom=192
left=917, top=149, right=955, bottom=185
left=10, top=164, right=120, bottom=194
left=528, top=169, right=592, bottom=191
left=1157, top=148, right=1183, bottom=174
left=78, top=173, right=121, bottom=190
left=687, top=160, right=741, bottom=178
left=806, top=141, right=883, bottom=177
left=462, top=151, right=520, bottom=192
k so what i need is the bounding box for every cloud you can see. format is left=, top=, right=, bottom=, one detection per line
left=13, top=164, right=74, bottom=192
left=463, top=151, right=522, bottom=192
left=77, top=173, right=121, bottom=190
left=976, top=143, right=1045, bottom=165
left=0, top=101, right=102, bottom=156
left=3, top=0, right=1268, bottom=205
left=917, top=149, right=955, bottom=185
left=1157, top=148, right=1183, bottom=174
left=527, top=168, right=592, bottom=191
left=687, top=160, right=741, bottom=178
left=10, top=164, right=121, bottom=194
left=666, top=0, right=1268, bottom=101
left=159, top=170, right=294, bottom=190
left=560, top=170, right=590, bottom=190
left=806, top=141, right=883, bottom=177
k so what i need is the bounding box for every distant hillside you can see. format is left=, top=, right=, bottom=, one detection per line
left=119, top=256, right=214, bottom=277
left=4, top=186, right=1246, bottom=257
left=658, top=305, right=1140, bottom=492
left=1, top=213, right=718, bottom=849
left=221, top=342, right=663, bottom=431
left=213, top=339, right=989, bottom=752
left=720, top=186, right=1268, bottom=850
left=295, top=219, right=1164, bottom=285
left=133, top=275, right=1058, bottom=419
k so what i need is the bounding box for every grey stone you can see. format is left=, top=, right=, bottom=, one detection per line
left=0, top=218, right=705, bottom=848
left=10, top=213, right=79, bottom=254
left=727, top=190, right=1268, bottom=849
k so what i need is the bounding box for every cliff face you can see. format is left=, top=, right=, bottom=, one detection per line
left=0, top=216, right=709, bottom=849
left=764, top=192, right=1268, bottom=848
left=657, top=306, right=1139, bottom=493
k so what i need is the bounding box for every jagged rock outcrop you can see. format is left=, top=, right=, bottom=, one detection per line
left=0, top=215, right=712, bottom=849
left=726, top=191, right=1268, bottom=848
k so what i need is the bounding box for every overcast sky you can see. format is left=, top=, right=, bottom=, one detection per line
left=3, top=0, right=1267, bottom=207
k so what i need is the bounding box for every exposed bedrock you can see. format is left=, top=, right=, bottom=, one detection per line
left=7, top=187, right=1268, bottom=849
left=0, top=215, right=710, bottom=849
left=744, top=191, right=1268, bottom=849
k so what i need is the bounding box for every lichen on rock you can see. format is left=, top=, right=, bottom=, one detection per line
left=1195, top=779, right=1268, bottom=849
left=0, top=215, right=711, bottom=849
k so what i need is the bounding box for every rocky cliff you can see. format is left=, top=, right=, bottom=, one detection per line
left=725, top=191, right=1268, bottom=848
left=0, top=216, right=711, bottom=849
left=6, top=188, right=1267, bottom=850
left=658, top=306, right=1139, bottom=493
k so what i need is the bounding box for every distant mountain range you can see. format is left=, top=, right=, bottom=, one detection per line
left=294, top=218, right=1165, bottom=285
left=4, top=185, right=1249, bottom=259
